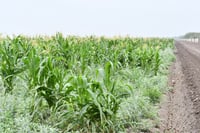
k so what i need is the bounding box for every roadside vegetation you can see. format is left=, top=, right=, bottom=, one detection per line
left=0, top=33, right=174, bottom=132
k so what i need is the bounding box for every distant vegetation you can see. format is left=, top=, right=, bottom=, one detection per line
left=182, top=32, right=200, bottom=39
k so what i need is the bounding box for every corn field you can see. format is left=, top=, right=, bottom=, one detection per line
left=0, top=33, right=174, bottom=132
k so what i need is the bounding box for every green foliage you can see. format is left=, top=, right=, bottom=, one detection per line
left=143, top=87, right=161, bottom=104
left=0, top=36, right=31, bottom=93
left=0, top=34, right=174, bottom=132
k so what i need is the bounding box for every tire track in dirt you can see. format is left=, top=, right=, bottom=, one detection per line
left=159, top=41, right=200, bottom=133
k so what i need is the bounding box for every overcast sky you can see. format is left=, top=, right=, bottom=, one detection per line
left=0, top=0, right=200, bottom=37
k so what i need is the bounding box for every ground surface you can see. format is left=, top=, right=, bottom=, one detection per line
left=159, top=41, right=200, bottom=133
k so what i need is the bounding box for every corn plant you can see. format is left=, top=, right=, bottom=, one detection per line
left=0, top=36, right=31, bottom=93
left=0, top=35, right=174, bottom=132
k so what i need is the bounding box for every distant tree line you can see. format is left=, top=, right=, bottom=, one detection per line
left=182, top=32, right=200, bottom=39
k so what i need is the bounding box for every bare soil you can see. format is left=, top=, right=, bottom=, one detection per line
left=159, top=41, right=200, bottom=133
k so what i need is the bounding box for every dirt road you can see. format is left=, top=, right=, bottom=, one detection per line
left=159, top=41, right=200, bottom=133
